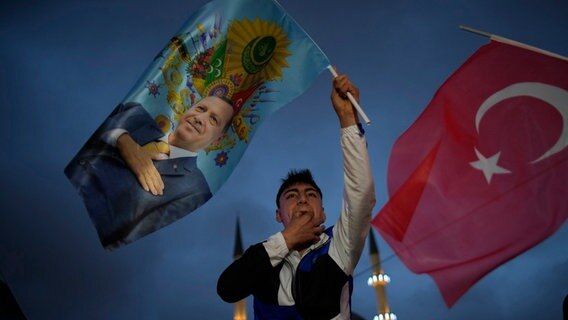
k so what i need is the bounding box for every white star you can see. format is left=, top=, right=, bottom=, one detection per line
left=469, top=148, right=511, bottom=184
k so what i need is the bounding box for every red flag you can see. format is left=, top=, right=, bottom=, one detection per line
left=373, top=40, right=568, bottom=307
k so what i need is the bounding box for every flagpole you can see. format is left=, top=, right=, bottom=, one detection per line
left=458, top=25, right=492, bottom=38
left=327, top=66, right=371, bottom=125
left=459, top=25, right=568, bottom=62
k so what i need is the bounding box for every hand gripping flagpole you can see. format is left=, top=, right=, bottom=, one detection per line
left=327, top=65, right=371, bottom=125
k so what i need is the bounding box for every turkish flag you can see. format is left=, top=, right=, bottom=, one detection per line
left=373, top=40, right=568, bottom=307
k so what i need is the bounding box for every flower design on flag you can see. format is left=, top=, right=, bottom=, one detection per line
left=146, top=80, right=161, bottom=97
left=154, top=114, right=173, bottom=133
left=214, top=151, right=229, bottom=167
left=224, top=18, right=291, bottom=89
left=188, top=48, right=214, bottom=79
left=205, top=78, right=235, bottom=99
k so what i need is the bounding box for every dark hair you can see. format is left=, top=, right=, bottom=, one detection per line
left=216, top=95, right=235, bottom=109
left=211, top=95, right=235, bottom=132
left=276, top=169, right=322, bottom=208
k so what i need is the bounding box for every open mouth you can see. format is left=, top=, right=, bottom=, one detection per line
left=296, top=209, right=313, bottom=216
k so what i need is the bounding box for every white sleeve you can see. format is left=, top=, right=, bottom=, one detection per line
left=100, top=128, right=128, bottom=147
left=262, top=232, right=290, bottom=267
left=329, top=125, right=376, bottom=274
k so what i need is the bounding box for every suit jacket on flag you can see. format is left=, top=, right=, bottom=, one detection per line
left=65, top=103, right=211, bottom=249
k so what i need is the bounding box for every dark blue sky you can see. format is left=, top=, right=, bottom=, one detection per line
left=1, top=0, right=567, bottom=319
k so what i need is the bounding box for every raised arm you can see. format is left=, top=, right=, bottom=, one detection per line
left=329, top=73, right=376, bottom=273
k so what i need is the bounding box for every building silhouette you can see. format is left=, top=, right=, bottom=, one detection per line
left=367, top=229, right=397, bottom=320
left=232, top=217, right=247, bottom=320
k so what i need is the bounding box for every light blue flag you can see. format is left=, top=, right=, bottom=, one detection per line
left=65, top=0, right=330, bottom=249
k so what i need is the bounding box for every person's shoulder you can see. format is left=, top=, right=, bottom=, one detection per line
left=115, top=102, right=147, bottom=115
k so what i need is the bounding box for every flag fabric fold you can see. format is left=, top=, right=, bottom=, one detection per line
left=65, top=0, right=329, bottom=249
left=373, top=40, right=568, bottom=306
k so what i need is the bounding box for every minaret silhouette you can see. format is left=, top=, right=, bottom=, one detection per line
left=367, top=229, right=397, bottom=320
left=232, top=217, right=247, bottom=320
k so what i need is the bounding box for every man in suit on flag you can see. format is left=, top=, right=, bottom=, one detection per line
left=65, top=96, right=234, bottom=249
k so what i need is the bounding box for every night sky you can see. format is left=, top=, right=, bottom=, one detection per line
left=1, top=0, right=567, bottom=319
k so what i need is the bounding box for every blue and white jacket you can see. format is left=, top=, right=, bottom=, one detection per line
left=218, top=125, right=376, bottom=319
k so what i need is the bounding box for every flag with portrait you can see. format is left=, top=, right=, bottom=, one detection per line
left=65, top=0, right=330, bottom=249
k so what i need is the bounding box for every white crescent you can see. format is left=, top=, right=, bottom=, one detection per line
left=475, top=82, right=568, bottom=164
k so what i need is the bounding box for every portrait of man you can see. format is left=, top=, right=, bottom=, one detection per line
left=65, top=96, right=234, bottom=249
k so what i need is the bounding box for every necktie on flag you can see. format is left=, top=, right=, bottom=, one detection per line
left=373, top=39, right=568, bottom=307
left=65, top=0, right=330, bottom=249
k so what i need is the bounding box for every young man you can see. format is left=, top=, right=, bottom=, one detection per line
left=65, top=96, right=234, bottom=249
left=217, top=74, right=376, bottom=319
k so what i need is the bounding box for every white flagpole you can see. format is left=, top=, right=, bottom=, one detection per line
left=459, top=25, right=568, bottom=62
left=327, top=65, right=371, bottom=125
